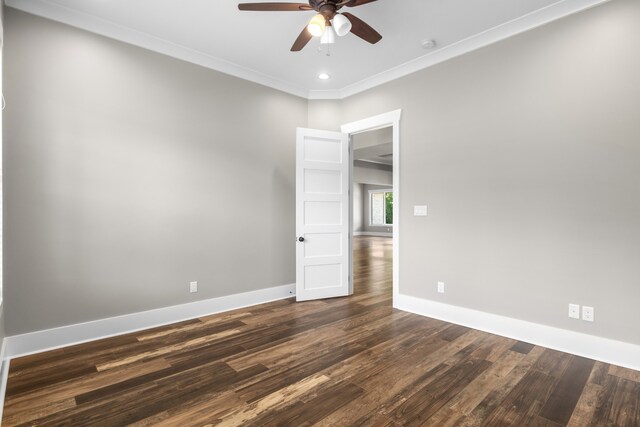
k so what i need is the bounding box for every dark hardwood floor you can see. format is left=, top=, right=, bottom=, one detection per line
left=3, top=236, right=640, bottom=426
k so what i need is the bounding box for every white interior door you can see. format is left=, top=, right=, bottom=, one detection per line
left=296, top=127, right=351, bottom=301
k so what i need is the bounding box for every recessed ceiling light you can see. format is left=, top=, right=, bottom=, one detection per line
left=422, top=39, right=437, bottom=50
left=318, top=73, right=331, bottom=80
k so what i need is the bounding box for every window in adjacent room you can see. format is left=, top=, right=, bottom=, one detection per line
left=370, top=189, right=393, bottom=225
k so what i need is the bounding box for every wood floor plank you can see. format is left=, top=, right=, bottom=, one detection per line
left=533, top=348, right=573, bottom=378
left=388, top=357, right=492, bottom=426
left=510, top=340, right=536, bottom=355
left=3, top=358, right=172, bottom=425
left=567, top=382, right=602, bottom=427
left=234, top=341, right=365, bottom=403
left=484, top=336, right=518, bottom=363
left=608, top=364, right=640, bottom=383
left=317, top=332, right=484, bottom=425
left=215, top=374, right=332, bottom=426
left=226, top=307, right=403, bottom=373
left=311, top=337, right=445, bottom=425
left=460, top=346, right=546, bottom=426
left=95, top=327, right=243, bottom=371
left=135, top=319, right=246, bottom=345
left=31, top=362, right=252, bottom=426
left=3, top=236, right=640, bottom=427
left=538, top=355, right=595, bottom=425
left=1, top=397, right=76, bottom=427
left=134, top=367, right=271, bottom=426
left=7, top=334, right=142, bottom=373
left=436, top=324, right=473, bottom=342
left=244, top=381, right=364, bottom=427
left=588, top=361, right=610, bottom=386
left=225, top=325, right=345, bottom=371
left=6, top=364, right=98, bottom=397
left=480, top=369, right=557, bottom=426
left=608, top=377, right=640, bottom=427
left=229, top=312, right=422, bottom=404
left=148, top=389, right=244, bottom=426
left=436, top=347, right=526, bottom=418
left=589, top=373, right=620, bottom=426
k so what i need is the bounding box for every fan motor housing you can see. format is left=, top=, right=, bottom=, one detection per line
left=310, top=0, right=341, bottom=19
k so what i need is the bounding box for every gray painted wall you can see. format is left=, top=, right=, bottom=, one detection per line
left=307, top=99, right=342, bottom=131
left=338, top=0, right=640, bottom=345
left=3, top=9, right=307, bottom=335
left=363, top=184, right=393, bottom=234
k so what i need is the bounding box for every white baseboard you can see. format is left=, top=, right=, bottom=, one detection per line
left=0, top=338, right=6, bottom=368
left=5, top=284, right=295, bottom=360
left=354, top=232, right=393, bottom=237
left=0, top=338, right=8, bottom=423
left=395, top=293, right=640, bottom=372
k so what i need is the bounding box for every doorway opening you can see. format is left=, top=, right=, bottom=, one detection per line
left=351, top=127, right=394, bottom=299
left=342, top=110, right=402, bottom=304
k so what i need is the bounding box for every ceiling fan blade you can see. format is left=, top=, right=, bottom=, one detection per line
left=238, top=3, right=313, bottom=11
left=343, top=0, right=377, bottom=7
left=342, top=12, right=382, bottom=44
left=291, top=26, right=313, bottom=51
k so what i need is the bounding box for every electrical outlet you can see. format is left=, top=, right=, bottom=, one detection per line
left=437, top=281, right=445, bottom=294
left=190, top=281, right=198, bottom=293
left=582, top=306, right=594, bottom=322
left=568, top=303, right=580, bottom=319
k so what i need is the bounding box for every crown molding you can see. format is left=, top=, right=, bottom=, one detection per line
left=310, top=0, right=610, bottom=100
left=7, top=0, right=609, bottom=101
left=306, top=89, right=343, bottom=100
left=5, top=0, right=309, bottom=99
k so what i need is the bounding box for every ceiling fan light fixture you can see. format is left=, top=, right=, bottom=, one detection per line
left=332, top=13, right=352, bottom=37
left=307, top=14, right=326, bottom=37
left=320, top=25, right=336, bottom=44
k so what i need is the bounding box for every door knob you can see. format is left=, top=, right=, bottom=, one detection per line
left=298, top=237, right=305, bottom=242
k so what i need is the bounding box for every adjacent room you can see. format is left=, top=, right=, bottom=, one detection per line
left=1, top=0, right=639, bottom=425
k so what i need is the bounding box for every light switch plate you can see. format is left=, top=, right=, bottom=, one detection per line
left=414, top=205, right=427, bottom=216
left=568, top=303, right=580, bottom=319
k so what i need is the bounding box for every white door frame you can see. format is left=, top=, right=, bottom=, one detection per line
left=341, top=109, right=402, bottom=303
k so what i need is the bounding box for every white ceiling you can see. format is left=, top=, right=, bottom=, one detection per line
left=355, top=143, right=393, bottom=166
left=7, top=0, right=606, bottom=99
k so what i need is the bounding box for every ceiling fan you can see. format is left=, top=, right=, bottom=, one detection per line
left=238, top=0, right=382, bottom=51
